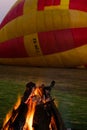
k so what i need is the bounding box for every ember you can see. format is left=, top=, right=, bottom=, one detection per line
left=1, top=81, right=66, bottom=130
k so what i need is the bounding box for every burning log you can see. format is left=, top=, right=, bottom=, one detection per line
left=1, top=81, right=66, bottom=130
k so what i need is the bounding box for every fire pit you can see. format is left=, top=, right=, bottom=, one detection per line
left=1, top=81, right=66, bottom=130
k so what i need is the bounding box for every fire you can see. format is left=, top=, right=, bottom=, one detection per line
left=23, top=88, right=37, bottom=130
left=2, top=111, right=12, bottom=130
left=23, top=100, right=36, bottom=130
left=2, top=81, right=66, bottom=130
left=2, top=87, right=45, bottom=130
left=50, top=116, right=58, bottom=130
left=14, top=95, right=21, bottom=110
left=23, top=87, right=44, bottom=130
left=2, top=95, right=21, bottom=130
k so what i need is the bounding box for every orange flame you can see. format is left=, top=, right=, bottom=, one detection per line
left=13, top=95, right=21, bottom=110
left=2, top=86, right=58, bottom=130
left=2, top=95, right=21, bottom=129
left=23, top=87, right=42, bottom=130
left=50, top=116, right=58, bottom=130
left=23, top=100, right=36, bottom=130
left=2, top=110, right=12, bottom=130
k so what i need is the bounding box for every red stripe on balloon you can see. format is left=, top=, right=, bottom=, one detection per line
left=38, top=28, right=87, bottom=55
left=45, top=0, right=53, bottom=6
left=54, top=0, right=60, bottom=5
left=45, top=0, right=60, bottom=6
left=0, top=37, right=28, bottom=58
left=38, top=31, right=58, bottom=54
left=38, top=29, right=74, bottom=55
left=72, top=28, right=87, bottom=47
left=54, top=30, right=74, bottom=52
left=69, top=0, right=87, bottom=12
left=0, top=0, right=25, bottom=29
left=37, top=0, right=45, bottom=10
left=37, top=0, right=60, bottom=10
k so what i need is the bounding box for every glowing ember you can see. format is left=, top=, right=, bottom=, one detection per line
left=2, top=81, right=66, bottom=130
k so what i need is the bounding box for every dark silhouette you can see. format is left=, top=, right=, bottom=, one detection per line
left=42, top=81, right=55, bottom=99
left=22, top=82, right=36, bottom=102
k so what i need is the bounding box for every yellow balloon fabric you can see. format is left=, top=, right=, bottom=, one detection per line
left=0, top=0, right=87, bottom=68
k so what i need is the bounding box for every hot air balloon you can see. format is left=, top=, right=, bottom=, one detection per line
left=0, top=0, right=87, bottom=67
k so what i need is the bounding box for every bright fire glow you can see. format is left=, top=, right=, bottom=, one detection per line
left=14, top=95, right=21, bottom=110
left=2, top=86, right=57, bottom=130
left=2, top=95, right=21, bottom=129
left=23, top=87, right=42, bottom=130
left=3, top=111, right=12, bottom=130
left=23, top=100, right=36, bottom=130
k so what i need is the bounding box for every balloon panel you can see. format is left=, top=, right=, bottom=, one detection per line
left=0, top=0, right=87, bottom=67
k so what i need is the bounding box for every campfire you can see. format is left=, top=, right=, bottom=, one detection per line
left=1, top=81, right=66, bottom=130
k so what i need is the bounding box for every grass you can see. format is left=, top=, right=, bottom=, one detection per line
left=52, top=90, right=87, bottom=130
left=0, top=80, right=25, bottom=126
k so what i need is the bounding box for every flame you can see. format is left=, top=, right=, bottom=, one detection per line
left=23, top=100, right=36, bottom=130
left=23, top=87, right=42, bottom=130
left=2, top=111, right=12, bottom=130
left=13, top=95, right=21, bottom=110
left=2, top=95, right=21, bottom=129
left=2, top=86, right=58, bottom=130
left=50, top=116, right=58, bottom=130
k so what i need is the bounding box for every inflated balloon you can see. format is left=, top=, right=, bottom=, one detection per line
left=0, top=0, right=87, bottom=67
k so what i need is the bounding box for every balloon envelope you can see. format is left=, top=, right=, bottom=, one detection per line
left=0, top=0, right=87, bottom=68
